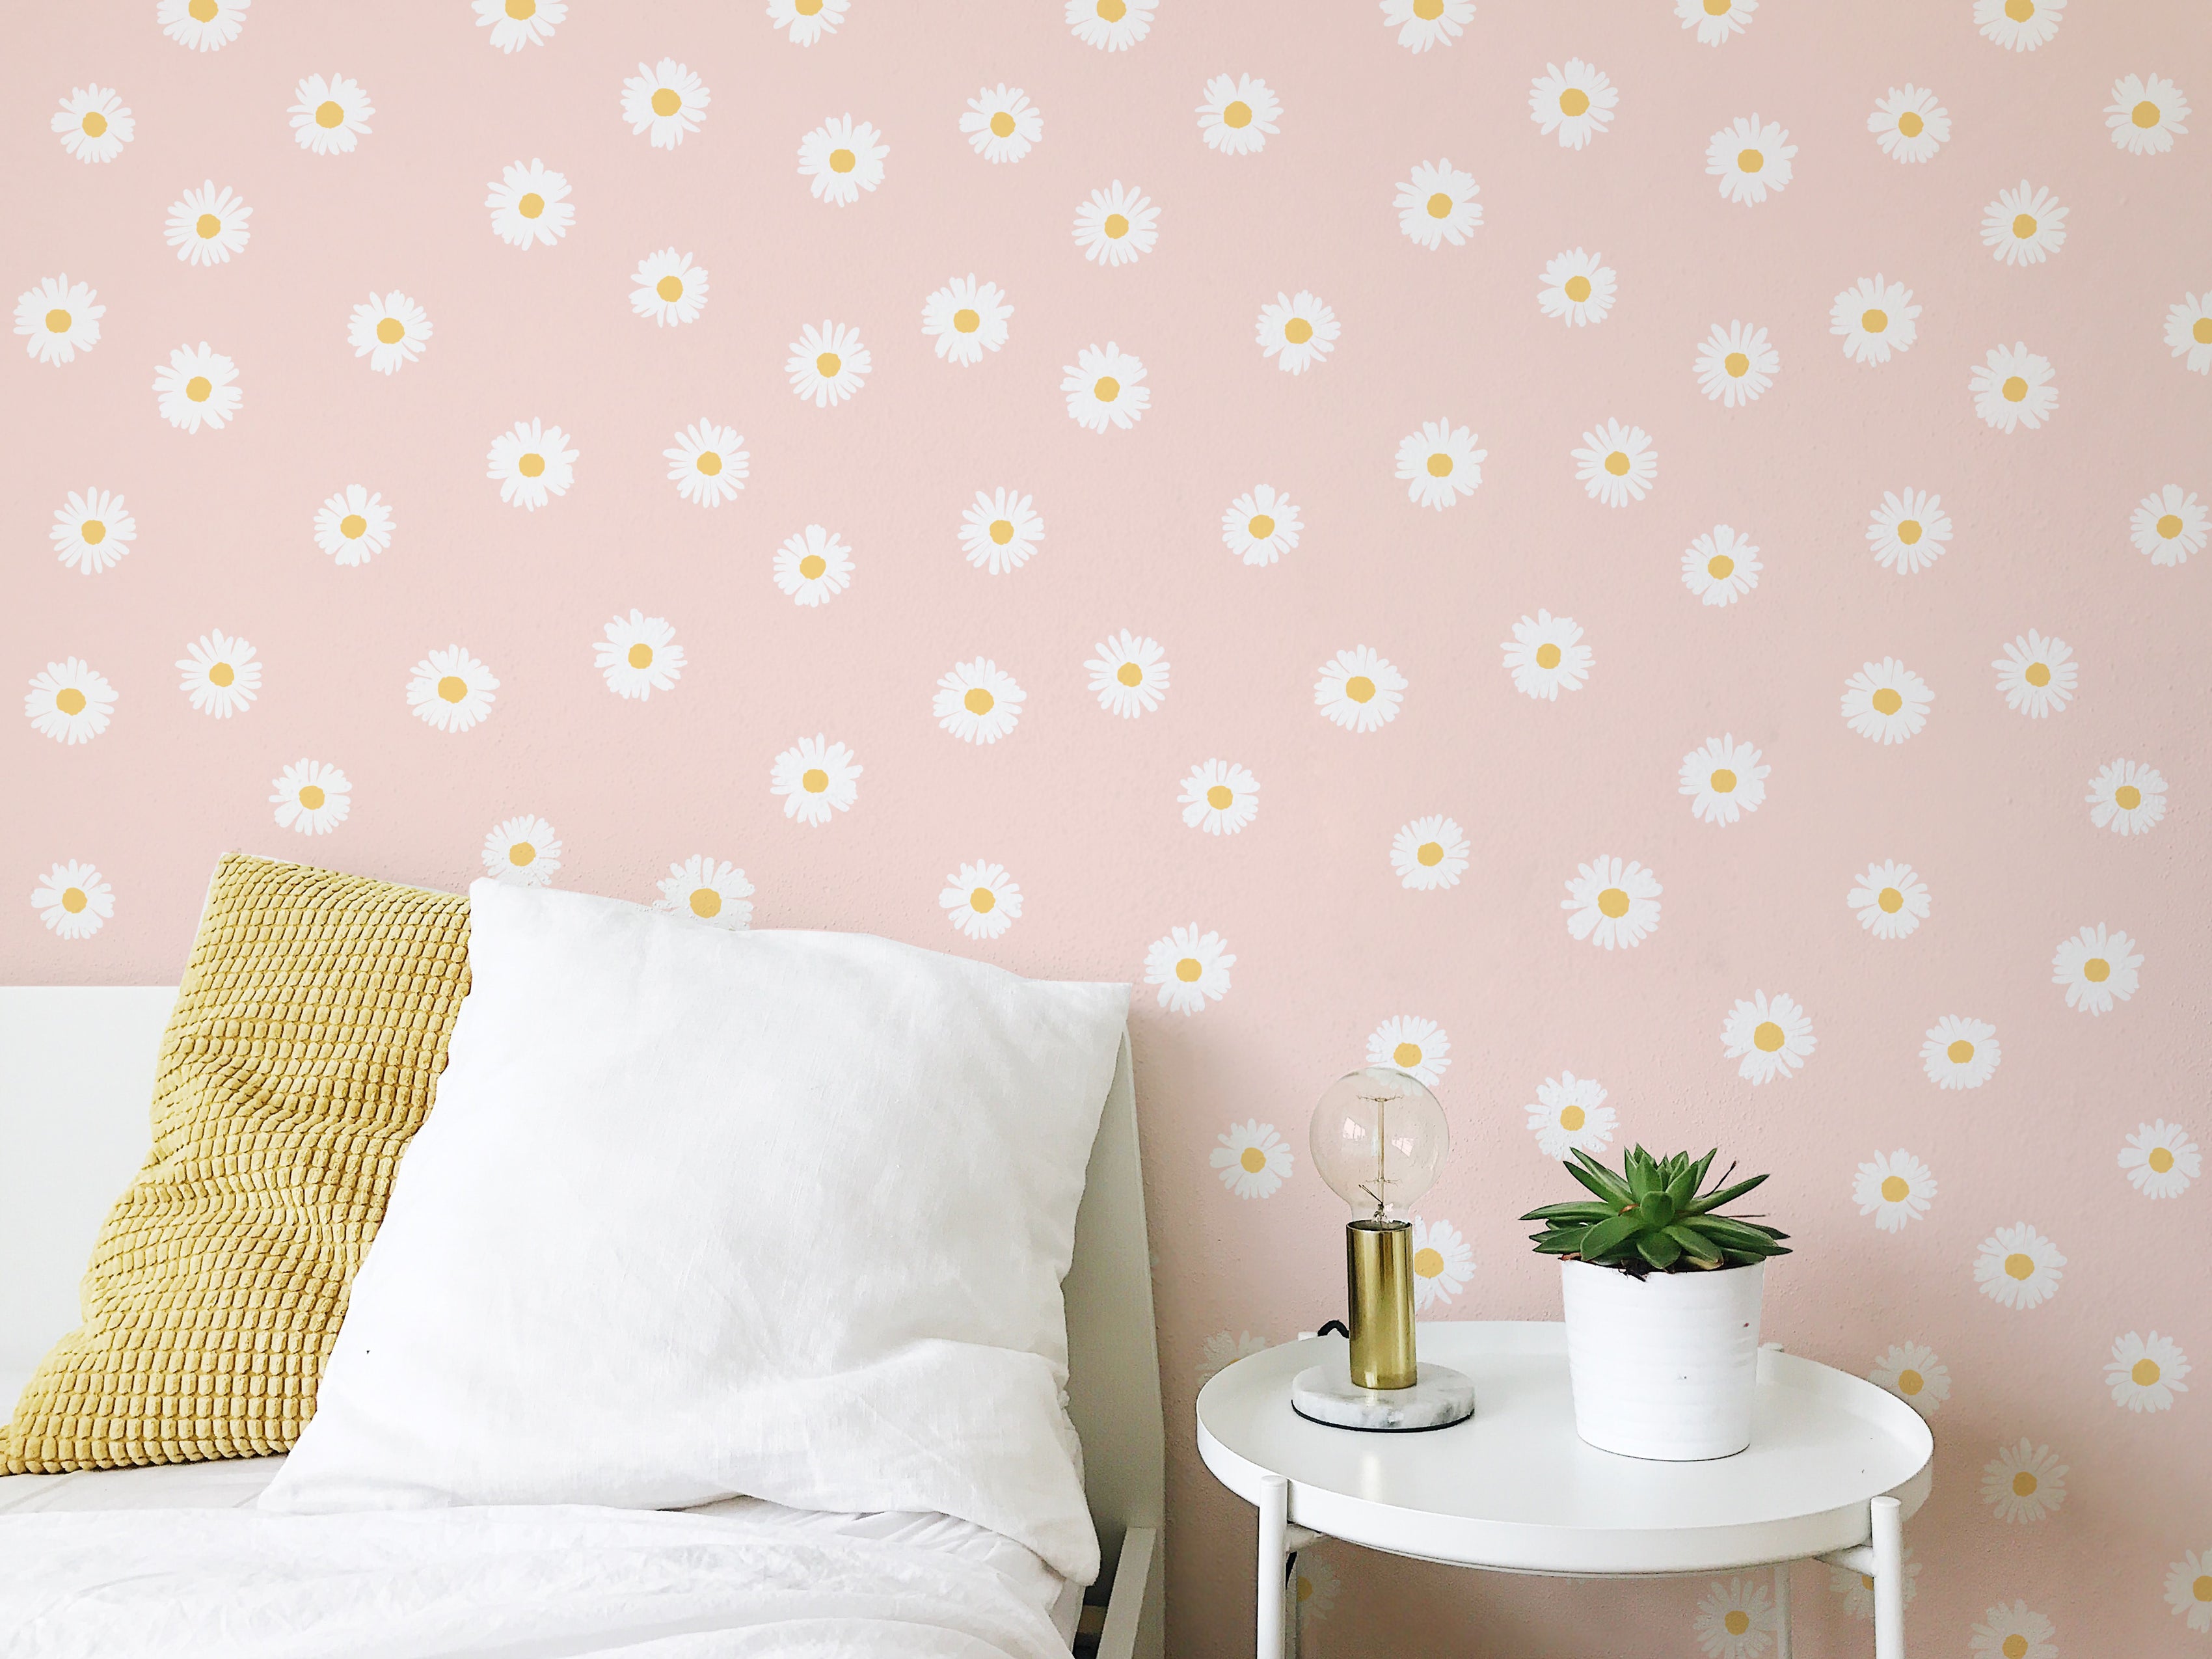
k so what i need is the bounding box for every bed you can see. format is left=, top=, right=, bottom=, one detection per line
left=0, top=984, right=1166, bottom=1659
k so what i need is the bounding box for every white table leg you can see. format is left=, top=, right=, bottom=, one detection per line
left=1774, top=1559, right=1791, bottom=1659
left=1258, top=1472, right=1289, bottom=1659
left=1871, top=1495, right=1905, bottom=1659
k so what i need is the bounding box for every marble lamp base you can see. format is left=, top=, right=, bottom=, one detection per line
left=1289, top=1362, right=1477, bottom=1432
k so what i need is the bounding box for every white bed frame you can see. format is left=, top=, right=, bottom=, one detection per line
left=0, top=987, right=1166, bottom=1659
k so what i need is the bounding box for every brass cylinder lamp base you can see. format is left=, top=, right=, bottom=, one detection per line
left=1289, top=1218, right=1476, bottom=1432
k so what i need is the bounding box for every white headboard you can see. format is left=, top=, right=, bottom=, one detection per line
left=0, top=987, right=1165, bottom=1597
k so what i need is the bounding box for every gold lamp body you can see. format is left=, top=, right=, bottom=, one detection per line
left=1345, top=1217, right=1418, bottom=1390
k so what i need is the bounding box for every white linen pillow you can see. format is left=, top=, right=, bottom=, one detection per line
left=260, top=880, right=1129, bottom=1582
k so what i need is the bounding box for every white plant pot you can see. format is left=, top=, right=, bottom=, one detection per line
left=1559, top=1258, right=1765, bottom=1461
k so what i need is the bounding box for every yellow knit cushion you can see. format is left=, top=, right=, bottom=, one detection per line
left=1, top=853, right=470, bottom=1474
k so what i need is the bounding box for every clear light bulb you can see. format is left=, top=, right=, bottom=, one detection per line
left=1308, top=1067, right=1448, bottom=1221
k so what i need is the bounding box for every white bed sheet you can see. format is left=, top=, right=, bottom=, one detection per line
left=0, top=1454, right=1084, bottom=1656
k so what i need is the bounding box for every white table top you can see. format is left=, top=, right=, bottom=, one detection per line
left=1196, top=1321, right=1934, bottom=1576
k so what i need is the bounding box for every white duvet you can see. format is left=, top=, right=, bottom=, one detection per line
left=0, top=1502, right=1075, bottom=1658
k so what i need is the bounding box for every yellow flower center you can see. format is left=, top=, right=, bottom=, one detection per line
left=1284, top=317, right=1313, bottom=345
left=816, top=351, right=842, bottom=377
left=1897, top=1368, right=1922, bottom=1394
left=1413, top=1245, right=1444, bottom=1276
left=54, top=688, right=86, bottom=716
left=186, top=375, right=212, bottom=401
left=2114, top=784, right=2142, bottom=809
left=2002, top=375, right=2029, bottom=402
left=969, top=886, right=995, bottom=913
left=2010, top=1469, right=2037, bottom=1494
left=690, top=887, right=721, bottom=919
left=2132, top=100, right=2161, bottom=129
left=2157, top=513, right=2184, bottom=538
left=1222, top=100, right=1252, bottom=128
left=297, top=784, right=326, bottom=809
left=2002, top=1638, right=2027, bottom=1659
left=1535, top=643, right=1561, bottom=669
left=1116, top=662, right=1143, bottom=686
left=1898, top=111, right=1923, bottom=138
left=830, top=147, right=857, bottom=171
left=507, top=0, right=535, bottom=16
left=61, top=887, right=88, bottom=913
left=196, top=213, right=221, bottom=238
left=316, top=100, right=345, bottom=129
left=964, top=687, right=995, bottom=715
left=1176, top=957, right=1203, bottom=982
left=46, top=309, right=70, bottom=333
left=2132, top=1358, right=2161, bottom=1386
left=80, top=519, right=106, bottom=545
left=695, top=451, right=722, bottom=476
left=656, top=275, right=684, bottom=303
left=1949, top=1039, right=1976, bottom=1064
left=798, top=0, right=823, bottom=12
left=798, top=553, right=827, bottom=580
left=1737, top=148, right=1764, bottom=173
left=1862, top=308, right=1887, bottom=334
left=71, top=109, right=103, bottom=138
left=1724, top=1612, right=1750, bottom=1637
left=437, top=675, right=468, bottom=703
left=651, top=88, right=681, bottom=117
left=1724, top=351, right=1749, bottom=377
left=1248, top=514, right=1275, bottom=539
left=1104, top=213, right=1129, bottom=237
left=2011, top=212, right=2037, bottom=239
left=190, top=0, right=218, bottom=18
left=1559, top=1105, right=1585, bottom=1131
left=1871, top=687, right=1904, bottom=716
left=2082, top=957, right=2109, bottom=982
left=1392, top=1042, right=1423, bottom=1068
left=989, top=113, right=1016, bottom=139
left=1701, top=552, right=1733, bottom=580
left=2196, top=318, right=2212, bottom=345
left=1896, top=519, right=1922, bottom=544
left=507, top=842, right=535, bottom=866
left=2003, top=1252, right=2034, bottom=1281
left=1880, top=1175, right=1909, bottom=1202
left=2023, top=660, right=2051, bottom=687
left=954, top=308, right=980, bottom=333
left=627, top=643, right=653, bottom=668
left=518, top=192, right=545, bottom=219
left=2150, top=1146, right=2176, bottom=1173
left=1427, top=452, right=1453, bottom=477
left=1564, top=275, right=1592, bottom=303
left=802, top=767, right=830, bottom=792
left=1604, top=450, right=1630, bottom=476
left=1094, top=375, right=1120, bottom=401
left=2004, top=0, right=2033, bottom=16
left=1559, top=88, right=1589, bottom=117
left=1416, top=841, right=1444, bottom=867
left=1241, top=1145, right=1267, bottom=1172
left=1753, top=1020, right=1785, bottom=1052
left=1878, top=887, right=1904, bottom=913
left=1705, top=0, right=1731, bottom=11
left=1345, top=675, right=1375, bottom=702
left=2196, top=1575, right=2212, bottom=1603
left=376, top=316, right=405, bottom=344
left=1415, top=0, right=1445, bottom=16
left=208, top=662, right=234, bottom=687
left=1710, top=768, right=1736, bottom=793
left=988, top=518, right=1016, bottom=545
left=519, top=452, right=545, bottom=477
left=1207, top=784, right=1234, bottom=810
left=1097, top=0, right=1126, bottom=17
left=1426, top=192, right=1453, bottom=219
left=1598, top=887, right=1631, bottom=920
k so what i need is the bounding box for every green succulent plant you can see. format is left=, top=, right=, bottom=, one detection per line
left=1522, top=1145, right=1790, bottom=1276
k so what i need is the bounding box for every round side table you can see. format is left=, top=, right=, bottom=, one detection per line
left=1197, top=1321, right=1933, bottom=1659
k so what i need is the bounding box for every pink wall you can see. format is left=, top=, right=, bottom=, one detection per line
left=7, top=0, right=2209, bottom=1651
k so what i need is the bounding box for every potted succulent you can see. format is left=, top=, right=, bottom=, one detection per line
left=1522, top=1146, right=1790, bottom=1461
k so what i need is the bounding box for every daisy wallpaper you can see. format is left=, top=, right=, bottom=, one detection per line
left=5, top=0, right=2209, bottom=1652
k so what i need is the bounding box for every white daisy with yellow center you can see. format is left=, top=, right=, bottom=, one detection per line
left=1975, top=0, right=2062, bottom=51
left=24, top=658, right=116, bottom=746
left=654, top=856, right=753, bottom=930
left=1396, top=418, right=1485, bottom=509
left=1720, top=990, right=1813, bottom=1083
left=1969, top=1601, right=2056, bottom=1659
left=1526, top=1072, right=1615, bottom=1158
left=923, top=275, right=1012, bottom=366
left=1868, top=1342, right=1949, bottom=1416
left=30, top=861, right=114, bottom=941
left=1574, top=418, right=1658, bottom=506
left=1291, top=1554, right=1339, bottom=1624
left=771, top=734, right=861, bottom=825
left=1565, top=856, right=1662, bottom=951
left=623, top=60, right=708, bottom=149
left=2051, top=923, right=2140, bottom=1015
left=1314, top=645, right=1405, bottom=732
left=1830, top=1550, right=1921, bottom=1619
left=1677, top=0, right=1755, bottom=46
left=487, top=159, right=572, bottom=250
left=1680, top=735, right=1769, bottom=826
left=1062, top=342, right=1148, bottom=431
left=1392, top=816, right=1468, bottom=891
left=630, top=250, right=707, bottom=327
left=1222, top=485, right=1301, bottom=565
left=1831, top=276, right=1919, bottom=366
left=941, top=861, right=1021, bottom=941
left=1196, top=74, right=1280, bottom=155
left=1992, top=630, right=2075, bottom=718
left=1258, top=290, right=1338, bottom=375
left=1981, top=182, right=2066, bottom=266
left=1693, top=1576, right=1777, bottom=1659
left=2132, top=484, right=2205, bottom=565
left=1980, top=1436, right=2066, bottom=1516
left=1694, top=320, right=1777, bottom=405
left=1088, top=630, right=1168, bottom=716
left=487, top=418, right=576, bottom=509
left=159, top=0, right=249, bottom=52
left=1707, top=116, right=1796, bottom=204
left=290, top=73, right=372, bottom=154
left=1854, top=1150, right=1936, bottom=1233
left=481, top=816, right=561, bottom=887
left=1383, top=0, right=1474, bottom=52
left=1971, top=343, right=2057, bottom=431
left=1366, top=1016, right=1450, bottom=1087
left=52, top=85, right=133, bottom=163
left=1870, top=85, right=1949, bottom=163
left=155, top=342, right=241, bottom=431
left=962, top=487, right=1045, bottom=574
left=50, top=488, right=135, bottom=576
left=177, top=630, right=259, bottom=718
left=314, top=483, right=393, bottom=565
left=934, top=657, right=1025, bottom=744
left=271, top=759, right=351, bottom=835
left=1407, top=1216, right=1473, bottom=1310
left=1846, top=859, right=1929, bottom=939
left=2167, top=290, right=2212, bottom=375
left=16, top=275, right=103, bottom=366
left=1197, top=1331, right=1269, bottom=1388
left=2120, top=1119, right=2199, bottom=1199
left=1922, top=1014, right=1999, bottom=1089
left=1396, top=159, right=1481, bottom=249
left=2086, top=757, right=2165, bottom=835
left=773, top=524, right=853, bottom=606
left=1502, top=610, right=1590, bottom=700
left=787, top=320, right=871, bottom=407
left=1529, top=61, right=1616, bottom=150
left=2106, top=1330, right=2189, bottom=1413
left=594, top=611, right=682, bottom=700
left=1681, top=526, right=1760, bottom=606
left=1537, top=249, right=1614, bottom=327
left=2107, top=73, right=2190, bottom=157
left=1068, top=0, right=1153, bottom=51
left=1211, top=1118, right=1287, bottom=1196
left=1866, top=488, right=1950, bottom=574
left=165, top=182, right=251, bottom=265
left=800, top=114, right=890, bottom=203
left=665, top=420, right=748, bottom=507
left=961, top=86, right=1040, bottom=164
left=406, top=645, right=498, bottom=733
left=1150, top=926, right=1234, bottom=1016
left=473, top=0, right=563, bottom=53
left=1180, top=759, right=1260, bottom=836
left=2168, top=1551, right=2212, bottom=1634
left=348, top=291, right=430, bottom=373
left=1073, top=180, right=1159, bottom=265
left=1841, top=658, right=1932, bottom=744
left=769, top=0, right=849, bottom=47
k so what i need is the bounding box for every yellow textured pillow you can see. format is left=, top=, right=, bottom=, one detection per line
left=1, top=853, right=470, bottom=1474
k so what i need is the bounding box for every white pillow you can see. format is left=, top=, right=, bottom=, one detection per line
left=260, top=881, right=1129, bottom=1583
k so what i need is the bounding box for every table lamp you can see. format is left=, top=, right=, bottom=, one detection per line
left=1289, top=1066, right=1476, bottom=1431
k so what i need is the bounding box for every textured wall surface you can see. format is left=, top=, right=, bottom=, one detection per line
left=6, top=1, right=2209, bottom=1652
